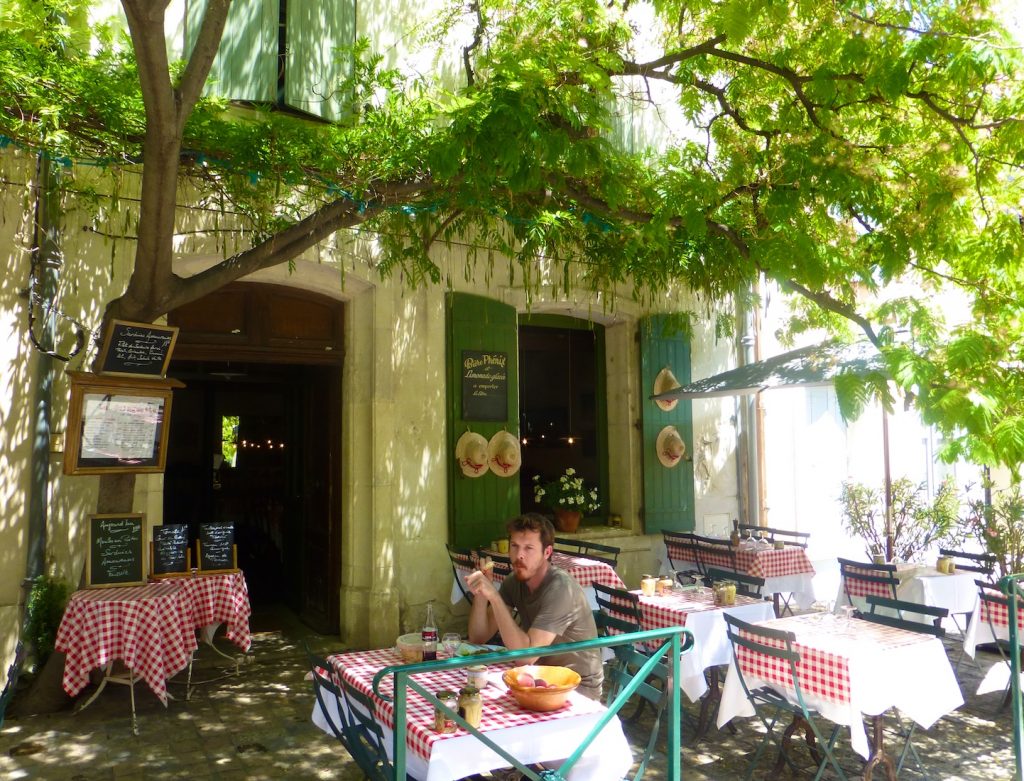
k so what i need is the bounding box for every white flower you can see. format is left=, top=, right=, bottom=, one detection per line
left=566, top=468, right=576, bottom=476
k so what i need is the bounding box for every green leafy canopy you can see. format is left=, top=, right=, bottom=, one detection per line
left=2, top=0, right=1024, bottom=468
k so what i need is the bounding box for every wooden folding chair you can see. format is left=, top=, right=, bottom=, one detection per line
left=706, top=567, right=765, bottom=599
left=976, top=580, right=1023, bottom=710
left=554, top=537, right=621, bottom=567
left=693, top=535, right=738, bottom=584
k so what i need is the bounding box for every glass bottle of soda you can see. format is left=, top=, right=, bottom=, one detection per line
left=421, top=601, right=438, bottom=661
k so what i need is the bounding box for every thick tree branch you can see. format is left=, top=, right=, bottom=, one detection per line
left=783, top=278, right=880, bottom=345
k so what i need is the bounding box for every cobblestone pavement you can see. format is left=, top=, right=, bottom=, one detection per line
left=0, top=605, right=1017, bottom=780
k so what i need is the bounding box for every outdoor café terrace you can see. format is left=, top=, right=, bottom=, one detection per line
left=1, top=548, right=1021, bottom=781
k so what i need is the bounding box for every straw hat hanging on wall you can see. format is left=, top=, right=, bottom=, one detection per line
left=656, top=425, right=687, bottom=468
left=455, top=431, right=489, bottom=478
left=653, top=368, right=682, bottom=411
left=487, top=431, right=522, bottom=477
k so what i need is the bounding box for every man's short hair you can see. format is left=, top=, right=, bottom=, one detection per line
left=506, top=513, right=555, bottom=550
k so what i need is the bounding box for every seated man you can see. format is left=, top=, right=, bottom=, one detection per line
left=466, top=513, right=603, bottom=700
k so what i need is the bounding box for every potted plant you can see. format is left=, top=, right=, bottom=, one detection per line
left=964, top=484, right=1024, bottom=577
left=839, top=476, right=959, bottom=562
left=532, top=468, right=600, bottom=533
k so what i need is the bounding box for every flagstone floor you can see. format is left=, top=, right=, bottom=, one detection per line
left=0, top=604, right=1016, bottom=780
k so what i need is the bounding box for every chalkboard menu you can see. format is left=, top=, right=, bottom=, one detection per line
left=97, top=319, right=179, bottom=377
left=86, top=514, right=146, bottom=588
left=461, top=350, right=508, bottom=421
left=151, top=523, right=190, bottom=577
left=198, top=522, right=236, bottom=573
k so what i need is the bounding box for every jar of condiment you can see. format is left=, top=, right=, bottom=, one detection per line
left=458, top=685, right=483, bottom=729
left=433, top=690, right=458, bottom=733
left=658, top=576, right=674, bottom=595
left=640, top=576, right=657, bottom=596
left=466, top=664, right=488, bottom=690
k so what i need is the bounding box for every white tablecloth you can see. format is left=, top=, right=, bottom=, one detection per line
left=896, top=568, right=978, bottom=629
left=311, top=651, right=632, bottom=781
left=633, top=589, right=775, bottom=701
left=717, top=613, right=963, bottom=759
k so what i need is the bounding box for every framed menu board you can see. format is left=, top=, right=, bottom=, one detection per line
left=197, top=522, right=237, bottom=573
left=150, top=523, right=191, bottom=578
left=63, top=372, right=184, bottom=475
left=97, top=319, right=178, bottom=378
left=86, top=513, right=146, bottom=588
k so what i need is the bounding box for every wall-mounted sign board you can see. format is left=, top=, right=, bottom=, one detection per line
left=461, top=350, right=508, bottom=422
left=150, top=523, right=191, bottom=578
left=64, top=372, right=184, bottom=475
left=197, top=522, right=237, bottom=574
left=97, top=319, right=179, bottom=378
left=86, top=513, right=147, bottom=588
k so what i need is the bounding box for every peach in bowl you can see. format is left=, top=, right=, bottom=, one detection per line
left=502, top=665, right=581, bottom=712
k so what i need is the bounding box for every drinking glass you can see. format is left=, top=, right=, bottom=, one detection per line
left=839, top=604, right=856, bottom=631
left=442, top=633, right=461, bottom=658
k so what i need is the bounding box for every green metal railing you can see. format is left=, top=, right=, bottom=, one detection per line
left=1001, top=574, right=1024, bottom=781
left=371, top=626, right=695, bottom=781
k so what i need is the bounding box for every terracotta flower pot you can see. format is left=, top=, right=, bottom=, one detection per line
left=554, top=508, right=582, bottom=533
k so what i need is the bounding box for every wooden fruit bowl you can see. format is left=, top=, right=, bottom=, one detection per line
left=502, top=665, right=580, bottom=712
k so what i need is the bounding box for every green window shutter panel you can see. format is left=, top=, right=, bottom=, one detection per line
left=185, top=0, right=276, bottom=102
left=285, top=0, right=356, bottom=121
left=447, top=293, right=520, bottom=549
left=639, top=315, right=695, bottom=534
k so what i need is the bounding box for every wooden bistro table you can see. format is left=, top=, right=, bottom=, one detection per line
left=55, top=581, right=198, bottom=733
left=450, top=551, right=628, bottom=610
left=718, top=613, right=963, bottom=778
left=311, top=648, right=632, bottom=781
left=662, top=537, right=816, bottom=616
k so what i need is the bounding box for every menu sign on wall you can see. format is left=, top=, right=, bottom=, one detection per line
left=97, top=320, right=179, bottom=378
left=198, top=522, right=237, bottom=573
left=86, top=514, right=146, bottom=588
left=151, top=523, right=190, bottom=577
left=461, top=350, right=508, bottom=422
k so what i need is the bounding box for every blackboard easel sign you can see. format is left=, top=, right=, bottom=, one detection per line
left=461, top=350, right=508, bottom=421
left=86, top=513, right=147, bottom=588
left=97, top=319, right=179, bottom=378
left=150, top=523, right=191, bottom=578
left=196, top=522, right=238, bottom=574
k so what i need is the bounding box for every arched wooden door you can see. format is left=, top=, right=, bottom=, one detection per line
left=165, top=282, right=343, bottom=633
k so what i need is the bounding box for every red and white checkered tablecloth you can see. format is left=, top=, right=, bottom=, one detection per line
left=719, top=612, right=963, bottom=759
left=664, top=539, right=813, bottom=579
left=453, top=552, right=626, bottom=594
left=735, top=613, right=928, bottom=706
left=978, top=590, right=1024, bottom=631
left=839, top=562, right=899, bottom=599
left=55, top=582, right=198, bottom=705
left=327, top=648, right=609, bottom=764
left=177, top=572, right=252, bottom=651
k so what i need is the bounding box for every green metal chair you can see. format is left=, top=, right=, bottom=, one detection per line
left=306, top=645, right=400, bottom=781
left=837, top=558, right=899, bottom=608
left=860, top=595, right=949, bottom=779
left=662, top=530, right=701, bottom=579
left=705, top=566, right=765, bottom=599
left=554, top=537, right=621, bottom=567
left=724, top=613, right=847, bottom=781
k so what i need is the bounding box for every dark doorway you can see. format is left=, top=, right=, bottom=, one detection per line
left=165, top=282, right=344, bottom=634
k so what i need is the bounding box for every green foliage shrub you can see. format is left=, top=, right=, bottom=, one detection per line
left=25, top=574, right=70, bottom=667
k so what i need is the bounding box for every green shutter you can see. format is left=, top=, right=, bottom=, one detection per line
left=640, top=315, right=695, bottom=533
left=447, top=293, right=520, bottom=548
left=185, top=0, right=276, bottom=102
left=285, top=0, right=355, bottom=121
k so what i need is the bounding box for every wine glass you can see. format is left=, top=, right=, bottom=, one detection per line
left=442, top=632, right=461, bottom=658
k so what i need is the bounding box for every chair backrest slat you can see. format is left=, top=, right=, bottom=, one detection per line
left=837, top=558, right=899, bottom=603
left=939, top=548, right=996, bottom=580
left=706, top=566, right=765, bottom=598
left=737, top=523, right=810, bottom=548
left=862, top=594, right=947, bottom=638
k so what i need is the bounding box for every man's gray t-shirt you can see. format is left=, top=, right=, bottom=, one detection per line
left=499, top=565, right=603, bottom=699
